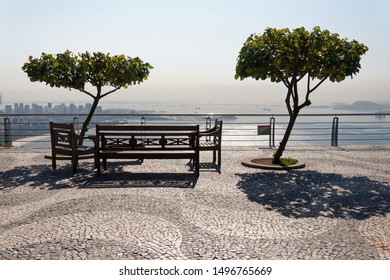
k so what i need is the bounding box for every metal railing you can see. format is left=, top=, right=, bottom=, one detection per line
left=1, top=113, right=390, bottom=148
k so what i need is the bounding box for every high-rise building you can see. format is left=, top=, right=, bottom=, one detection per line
left=32, top=104, right=43, bottom=114
left=24, top=104, right=30, bottom=114
left=85, top=103, right=92, bottom=112
left=14, top=103, right=19, bottom=114
left=68, top=103, right=77, bottom=114
left=5, top=105, right=12, bottom=114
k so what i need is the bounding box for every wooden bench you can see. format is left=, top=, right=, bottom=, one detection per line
left=95, top=125, right=200, bottom=176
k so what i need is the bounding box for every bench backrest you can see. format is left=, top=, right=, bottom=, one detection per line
left=96, top=125, right=200, bottom=150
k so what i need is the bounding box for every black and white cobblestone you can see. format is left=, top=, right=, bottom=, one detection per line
left=1, top=146, right=389, bottom=259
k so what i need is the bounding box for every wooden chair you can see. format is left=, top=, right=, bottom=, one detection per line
left=199, top=119, right=223, bottom=166
left=48, top=122, right=95, bottom=173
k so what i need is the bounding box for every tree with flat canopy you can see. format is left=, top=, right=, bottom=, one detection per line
left=235, top=26, right=368, bottom=164
left=22, top=50, right=153, bottom=145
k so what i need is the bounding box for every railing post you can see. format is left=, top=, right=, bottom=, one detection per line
left=4, top=117, right=12, bottom=148
left=331, top=116, right=339, bottom=146
left=269, top=116, right=275, bottom=148
left=73, top=116, right=79, bottom=134
left=140, top=116, right=146, bottom=143
left=206, top=116, right=211, bottom=142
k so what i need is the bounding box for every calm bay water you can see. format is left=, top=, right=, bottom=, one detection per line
left=17, top=103, right=390, bottom=147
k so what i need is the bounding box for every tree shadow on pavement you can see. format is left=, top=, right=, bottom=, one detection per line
left=1, top=161, right=197, bottom=190
left=0, top=163, right=95, bottom=190
left=236, top=171, right=390, bottom=220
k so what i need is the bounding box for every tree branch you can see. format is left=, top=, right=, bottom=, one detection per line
left=285, top=85, right=293, bottom=116
left=293, top=79, right=299, bottom=105
left=81, top=90, right=95, bottom=99
left=100, top=86, right=121, bottom=99
left=297, top=72, right=307, bottom=83
left=274, top=67, right=288, bottom=86
left=308, top=76, right=328, bottom=94
left=297, top=99, right=312, bottom=111
left=307, top=72, right=311, bottom=94
left=290, top=76, right=299, bottom=111
left=297, top=75, right=328, bottom=111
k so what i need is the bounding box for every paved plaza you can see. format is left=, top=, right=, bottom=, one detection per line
left=1, top=145, right=390, bottom=260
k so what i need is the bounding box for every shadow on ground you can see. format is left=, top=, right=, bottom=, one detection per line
left=83, top=172, right=197, bottom=188
left=236, top=171, right=390, bottom=220
left=1, top=161, right=197, bottom=190
left=199, top=162, right=221, bottom=174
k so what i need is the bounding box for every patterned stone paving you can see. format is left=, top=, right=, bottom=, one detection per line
left=1, top=146, right=390, bottom=259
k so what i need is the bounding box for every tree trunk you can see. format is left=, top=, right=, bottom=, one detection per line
left=77, top=97, right=100, bottom=146
left=272, top=111, right=299, bottom=164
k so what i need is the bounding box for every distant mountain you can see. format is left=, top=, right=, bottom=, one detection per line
left=331, top=101, right=390, bottom=112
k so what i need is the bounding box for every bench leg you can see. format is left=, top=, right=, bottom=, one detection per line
left=71, top=154, right=78, bottom=173
left=51, top=154, right=57, bottom=170
left=97, top=161, right=101, bottom=176
left=194, top=155, right=200, bottom=177
left=94, top=155, right=98, bottom=169
left=72, top=160, right=77, bottom=173
left=96, top=155, right=101, bottom=176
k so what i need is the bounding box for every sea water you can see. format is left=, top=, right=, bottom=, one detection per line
left=16, top=103, right=390, bottom=148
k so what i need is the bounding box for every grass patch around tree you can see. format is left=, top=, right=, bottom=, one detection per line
left=278, top=157, right=299, bottom=166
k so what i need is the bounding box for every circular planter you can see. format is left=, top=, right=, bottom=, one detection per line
left=241, top=158, right=306, bottom=170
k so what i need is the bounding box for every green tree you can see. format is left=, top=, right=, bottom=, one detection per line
left=22, top=50, right=153, bottom=144
left=235, top=27, right=368, bottom=164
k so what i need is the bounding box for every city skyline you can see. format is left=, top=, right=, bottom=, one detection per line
left=3, top=102, right=103, bottom=115
left=1, top=0, right=389, bottom=107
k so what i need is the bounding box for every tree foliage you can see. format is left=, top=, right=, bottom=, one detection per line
left=22, top=50, right=153, bottom=143
left=235, top=27, right=368, bottom=163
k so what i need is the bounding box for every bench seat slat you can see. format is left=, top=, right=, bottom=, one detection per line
left=99, top=132, right=197, bottom=137
left=100, top=152, right=195, bottom=160
left=100, top=150, right=195, bottom=155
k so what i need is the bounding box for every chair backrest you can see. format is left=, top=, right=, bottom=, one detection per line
left=50, top=122, right=77, bottom=152
left=201, top=119, right=222, bottom=145
left=213, top=119, right=222, bottom=145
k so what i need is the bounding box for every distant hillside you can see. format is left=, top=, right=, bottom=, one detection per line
left=332, top=101, right=390, bottom=112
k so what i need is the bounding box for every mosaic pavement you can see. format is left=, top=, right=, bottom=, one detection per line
left=1, top=146, right=390, bottom=259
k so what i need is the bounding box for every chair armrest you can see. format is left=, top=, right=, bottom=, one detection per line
left=199, top=127, right=219, bottom=137
left=86, top=135, right=98, bottom=147
left=73, top=134, right=96, bottom=141
left=199, top=131, right=216, bottom=137
left=87, top=135, right=97, bottom=141
left=73, top=134, right=98, bottom=147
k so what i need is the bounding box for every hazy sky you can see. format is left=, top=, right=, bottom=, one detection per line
left=0, top=0, right=389, bottom=107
